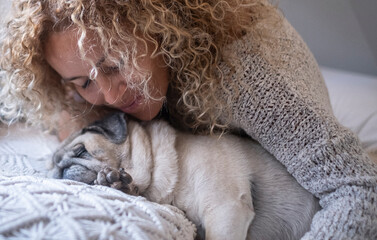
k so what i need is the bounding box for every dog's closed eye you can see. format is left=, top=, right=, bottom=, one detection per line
left=73, top=144, right=91, bottom=158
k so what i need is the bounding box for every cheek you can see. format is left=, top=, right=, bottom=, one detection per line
left=75, top=86, right=103, bottom=105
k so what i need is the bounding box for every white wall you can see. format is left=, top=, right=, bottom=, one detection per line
left=279, top=0, right=377, bottom=76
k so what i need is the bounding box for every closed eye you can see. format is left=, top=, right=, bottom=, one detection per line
left=81, top=78, right=91, bottom=89
left=73, top=144, right=90, bottom=158
left=69, top=77, right=92, bottom=90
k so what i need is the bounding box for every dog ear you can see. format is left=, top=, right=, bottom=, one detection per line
left=82, top=112, right=127, bottom=144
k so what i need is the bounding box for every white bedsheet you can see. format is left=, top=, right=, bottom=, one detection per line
left=322, top=66, right=377, bottom=161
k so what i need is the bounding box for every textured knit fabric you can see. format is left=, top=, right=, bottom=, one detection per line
left=0, top=124, right=197, bottom=240
left=217, top=18, right=377, bottom=239
left=0, top=175, right=196, bottom=240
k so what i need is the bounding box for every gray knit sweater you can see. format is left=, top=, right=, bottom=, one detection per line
left=218, top=19, right=377, bottom=239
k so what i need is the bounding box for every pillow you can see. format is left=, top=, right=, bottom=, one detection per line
left=322, top=66, right=377, bottom=161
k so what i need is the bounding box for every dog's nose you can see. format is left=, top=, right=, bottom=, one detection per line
left=62, top=165, right=97, bottom=184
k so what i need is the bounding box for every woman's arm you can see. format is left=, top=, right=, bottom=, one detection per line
left=222, top=18, right=377, bottom=239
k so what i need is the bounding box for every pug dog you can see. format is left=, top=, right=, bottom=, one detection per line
left=50, top=112, right=320, bottom=240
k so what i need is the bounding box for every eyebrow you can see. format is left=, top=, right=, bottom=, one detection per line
left=62, top=56, right=106, bottom=82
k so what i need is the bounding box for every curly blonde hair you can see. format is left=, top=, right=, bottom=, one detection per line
left=0, top=0, right=281, bottom=133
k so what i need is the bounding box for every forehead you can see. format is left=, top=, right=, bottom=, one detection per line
left=44, top=28, right=104, bottom=78
left=45, top=28, right=101, bottom=60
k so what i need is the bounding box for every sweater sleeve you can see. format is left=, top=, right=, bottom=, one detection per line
left=221, top=19, right=377, bottom=239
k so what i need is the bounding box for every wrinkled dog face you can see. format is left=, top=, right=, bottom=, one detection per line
left=50, top=113, right=129, bottom=184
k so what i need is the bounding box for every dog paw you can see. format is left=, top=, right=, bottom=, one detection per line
left=94, top=167, right=138, bottom=195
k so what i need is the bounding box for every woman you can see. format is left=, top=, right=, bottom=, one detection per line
left=1, top=0, right=376, bottom=239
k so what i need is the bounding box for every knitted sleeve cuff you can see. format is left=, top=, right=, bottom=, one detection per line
left=302, top=185, right=377, bottom=240
left=287, top=128, right=377, bottom=197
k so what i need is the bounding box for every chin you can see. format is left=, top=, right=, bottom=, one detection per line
left=131, top=106, right=163, bottom=121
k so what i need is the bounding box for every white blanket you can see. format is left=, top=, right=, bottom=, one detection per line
left=0, top=125, right=196, bottom=240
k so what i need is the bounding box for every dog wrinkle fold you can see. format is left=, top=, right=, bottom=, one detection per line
left=142, top=120, right=179, bottom=204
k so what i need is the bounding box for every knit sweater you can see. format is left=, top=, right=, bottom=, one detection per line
left=216, top=19, right=377, bottom=239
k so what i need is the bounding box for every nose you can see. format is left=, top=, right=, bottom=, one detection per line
left=62, top=165, right=97, bottom=184
left=95, top=76, right=126, bottom=106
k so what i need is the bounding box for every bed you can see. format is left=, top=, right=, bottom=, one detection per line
left=0, top=67, right=376, bottom=239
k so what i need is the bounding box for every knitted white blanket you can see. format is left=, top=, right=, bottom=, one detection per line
left=0, top=124, right=196, bottom=240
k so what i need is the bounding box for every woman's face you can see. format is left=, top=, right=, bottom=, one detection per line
left=44, top=28, right=169, bottom=121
